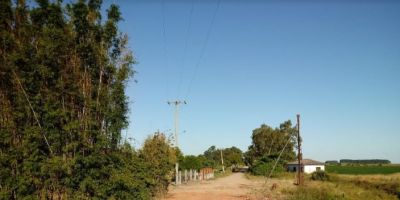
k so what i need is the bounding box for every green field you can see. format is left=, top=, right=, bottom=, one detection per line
left=326, top=164, right=400, bottom=175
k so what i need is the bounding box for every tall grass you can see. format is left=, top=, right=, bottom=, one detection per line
left=282, top=173, right=400, bottom=200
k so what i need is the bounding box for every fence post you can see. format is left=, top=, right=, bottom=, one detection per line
left=178, top=171, right=182, bottom=185
left=184, top=170, right=188, bottom=183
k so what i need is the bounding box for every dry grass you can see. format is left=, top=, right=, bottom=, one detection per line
left=252, top=173, right=400, bottom=200
left=245, top=172, right=297, bottom=181
left=246, top=174, right=297, bottom=200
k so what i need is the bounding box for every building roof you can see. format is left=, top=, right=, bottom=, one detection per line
left=287, top=159, right=324, bottom=165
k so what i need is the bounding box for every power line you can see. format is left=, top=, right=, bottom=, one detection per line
left=176, top=0, right=195, bottom=99
left=265, top=115, right=303, bottom=185
left=265, top=126, right=293, bottom=181
left=184, top=0, right=221, bottom=100
left=267, top=133, right=294, bottom=179
left=161, top=0, right=170, bottom=100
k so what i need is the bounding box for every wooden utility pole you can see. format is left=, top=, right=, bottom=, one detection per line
left=297, top=114, right=304, bottom=186
left=220, top=149, right=225, bottom=173
left=168, top=100, right=186, bottom=185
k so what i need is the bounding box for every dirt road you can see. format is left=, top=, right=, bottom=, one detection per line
left=164, top=173, right=263, bottom=200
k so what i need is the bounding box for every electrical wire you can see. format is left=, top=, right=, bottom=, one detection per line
left=176, top=0, right=195, bottom=99
left=161, top=0, right=170, bottom=99
left=184, top=0, right=221, bottom=100
left=266, top=134, right=294, bottom=180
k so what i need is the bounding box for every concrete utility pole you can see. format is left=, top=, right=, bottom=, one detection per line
left=167, top=100, right=187, bottom=185
left=220, top=149, right=225, bottom=173
left=297, top=114, right=304, bottom=186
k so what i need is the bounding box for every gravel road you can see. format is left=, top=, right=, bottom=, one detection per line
left=165, top=173, right=263, bottom=200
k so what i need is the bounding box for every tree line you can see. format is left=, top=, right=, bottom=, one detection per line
left=325, top=159, right=391, bottom=165
left=176, top=120, right=300, bottom=177
left=178, top=145, right=244, bottom=171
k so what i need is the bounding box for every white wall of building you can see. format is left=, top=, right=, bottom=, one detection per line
left=304, top=165, right=325, bottom=173
left=287, top=164, right=325, bottom=174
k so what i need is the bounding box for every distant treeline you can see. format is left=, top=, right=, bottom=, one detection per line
left=326, top=159, right=391, bottom=165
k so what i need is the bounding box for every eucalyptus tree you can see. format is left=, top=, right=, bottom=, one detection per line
left=245, top=121, right=297, bottom=167
left=0, top=0, right=164, bottom=199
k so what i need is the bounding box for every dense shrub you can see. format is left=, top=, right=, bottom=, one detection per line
left=180, top=155, right=203, bottom=170
left=249, top=159, right=284, bottom=177
left=311, top=171, right=330, bottom=181
left=139, top=133, right=177, bottom=196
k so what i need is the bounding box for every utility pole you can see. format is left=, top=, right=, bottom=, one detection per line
left=220, top=149, right=225, bottom=173
left=297, top=114, right=303, bottom=186
left=167, top=100, right=187, bottom=185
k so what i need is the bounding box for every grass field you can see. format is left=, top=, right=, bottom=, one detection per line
left=326, top=164, right=400, bottom=175
left=278, top=173, right=400, bottom=200
left=253, top=173, right=400, bottom=200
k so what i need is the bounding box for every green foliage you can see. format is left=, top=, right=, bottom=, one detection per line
left=73, top=146, right=153, bottom=199
left=203, top=145, right=219, bottom=167
left=311, top=171, right=330, bottom=181
left=223, top=146, right=244, bottom=167
left=244, top=121, right=297, bottom=168
left=0, top=0, right=171, bottom=199
left=203, top=145, right=244, bottom=169
left=249, top=155, right=284, bottom=177
left=180, top=155, right=203, bottom=170
left=326, top=165, right=400, bottom=175
left=245, top=121, right=297, bottom=177
left=249, top=161, right=270, bottom=176
left=175, top=145, right=244, bottom=172
left=140, top=132, right=177, bottom=195
left=197, top=155, right=217, bottom=168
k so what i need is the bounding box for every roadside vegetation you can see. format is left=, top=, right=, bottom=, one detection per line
left=248, top=172, right=400, bottom=200
left=178, top=145, right=244, bottom=174
left=241, top=122, right=400, bottom=200
left=244, top=121, right=298, bottom=177
left=0, top=1, right=179, bottom=199
left=1, top=1, right=396, bottom=199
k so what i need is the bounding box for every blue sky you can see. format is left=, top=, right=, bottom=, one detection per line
left=109, top=1, right=400, bottom=163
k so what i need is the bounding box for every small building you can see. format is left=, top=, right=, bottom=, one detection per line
left=287, top=159, right=325, bottom=174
